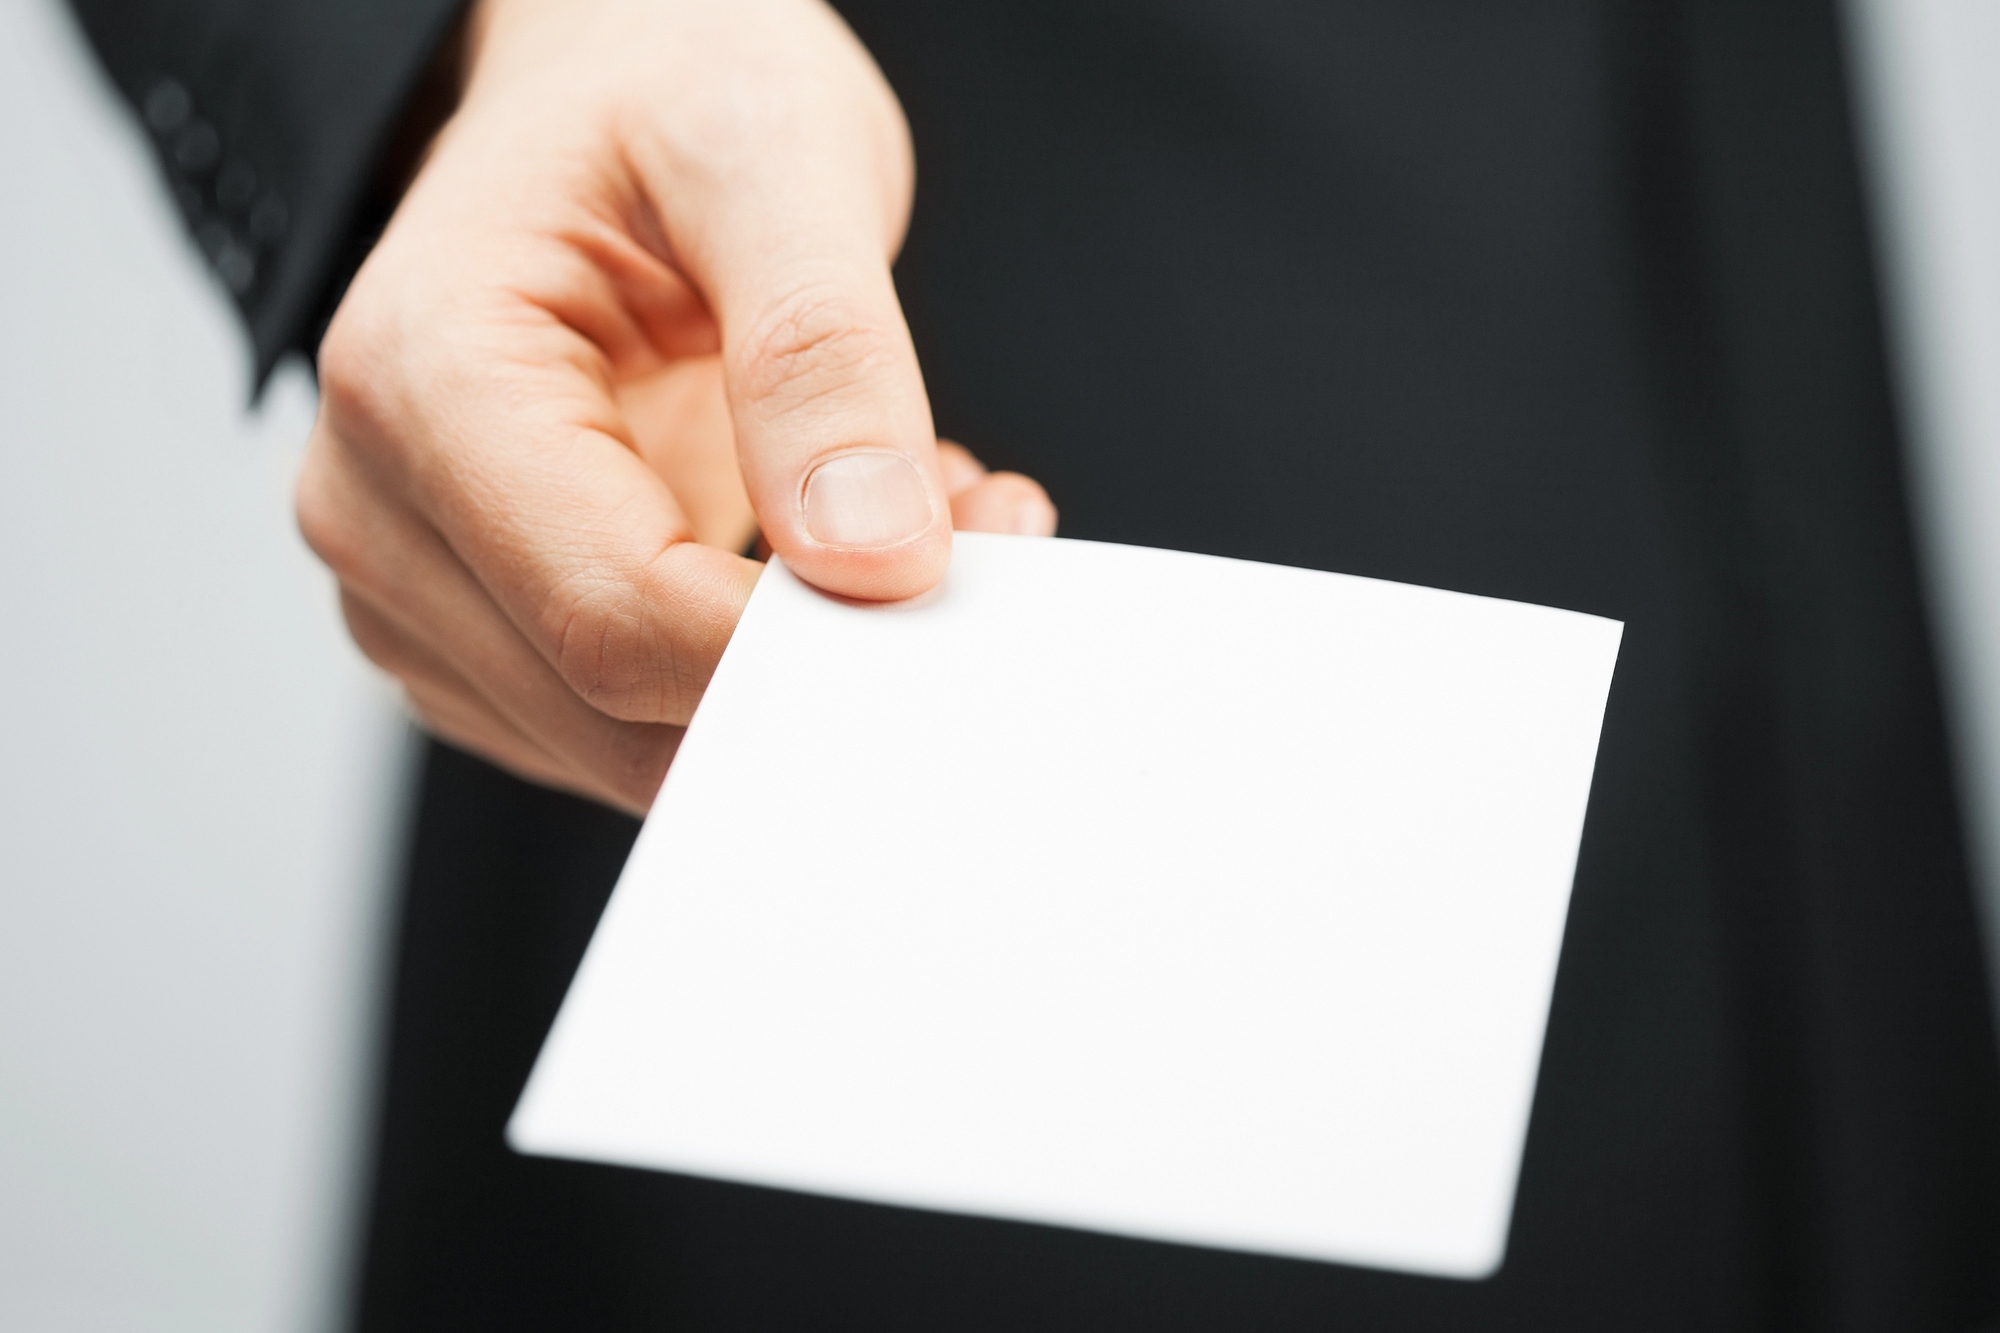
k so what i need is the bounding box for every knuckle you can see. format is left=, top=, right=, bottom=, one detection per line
left=734, top=281, right=899, bottom=414
left=293, top=441, right=362, bottom=577
left=316, top=294, right=410, bottom=461
left=315, top=305, right=382, bottom=420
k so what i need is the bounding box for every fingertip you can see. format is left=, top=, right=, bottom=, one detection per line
left=951, top=471, right=1058, bottom=538
left=775, top=519, right=953, bottom=601
left=934, top=439, right=988, bottom=496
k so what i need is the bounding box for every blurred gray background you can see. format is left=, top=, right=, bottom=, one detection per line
left=0, top=0, right=1995, bottom=1329
left=1, top=2, right=402, bottom=1330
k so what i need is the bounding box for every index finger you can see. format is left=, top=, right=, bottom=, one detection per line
left=320, top=291, right=761, bottom=729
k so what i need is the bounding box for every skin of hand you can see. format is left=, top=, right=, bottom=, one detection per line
left=295, top=0, right=1056, bottom=814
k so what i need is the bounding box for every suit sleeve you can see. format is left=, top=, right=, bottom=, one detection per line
left=67, top=0, right=468, bottom=383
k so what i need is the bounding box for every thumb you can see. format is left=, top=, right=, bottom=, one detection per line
left=641, top=52, right=946, bottom=601
left=724, top=262, right=947, bottom=600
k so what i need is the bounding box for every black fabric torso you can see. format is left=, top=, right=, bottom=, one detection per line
left=352, top=4, right=2000, bottom=1329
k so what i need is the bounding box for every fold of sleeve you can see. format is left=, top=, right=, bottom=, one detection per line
left=67, top=0, right=467, bottom=383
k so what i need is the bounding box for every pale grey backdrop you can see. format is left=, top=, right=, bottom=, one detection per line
left=0, top=2, right=404, bottom=1330
left=1847, top=0, right=2000, bottom=1021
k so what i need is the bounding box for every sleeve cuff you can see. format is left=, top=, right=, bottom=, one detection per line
left=71, top=0, right=469, bottom=385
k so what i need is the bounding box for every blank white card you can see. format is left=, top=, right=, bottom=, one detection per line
left=510, top=534, right=1622, bottom=1278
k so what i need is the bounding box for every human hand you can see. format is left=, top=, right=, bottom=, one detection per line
left=296, top=0, right=1055, bottom=814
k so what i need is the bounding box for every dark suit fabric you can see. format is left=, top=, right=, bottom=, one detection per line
left=67, top=0, right=461, bottom=380
left=77, top=0, right=2000, bottom=1329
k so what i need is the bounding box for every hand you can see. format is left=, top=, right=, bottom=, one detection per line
left=296, top=0, right=1055, bottom=814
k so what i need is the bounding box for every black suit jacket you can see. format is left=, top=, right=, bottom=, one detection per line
left=70, top=2, right=2000, bottom=1330
left=69, top=0, right=461, bottom=380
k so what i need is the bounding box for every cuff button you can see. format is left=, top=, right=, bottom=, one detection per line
left=143, top=79, right=190, bottom=134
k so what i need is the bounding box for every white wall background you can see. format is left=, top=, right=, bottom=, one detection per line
left=1845, top=0, right=2000, bottom=1020
left=0, top=1, right=1995, bottom=1331
left=0, top=2, right=405, bottom=1330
